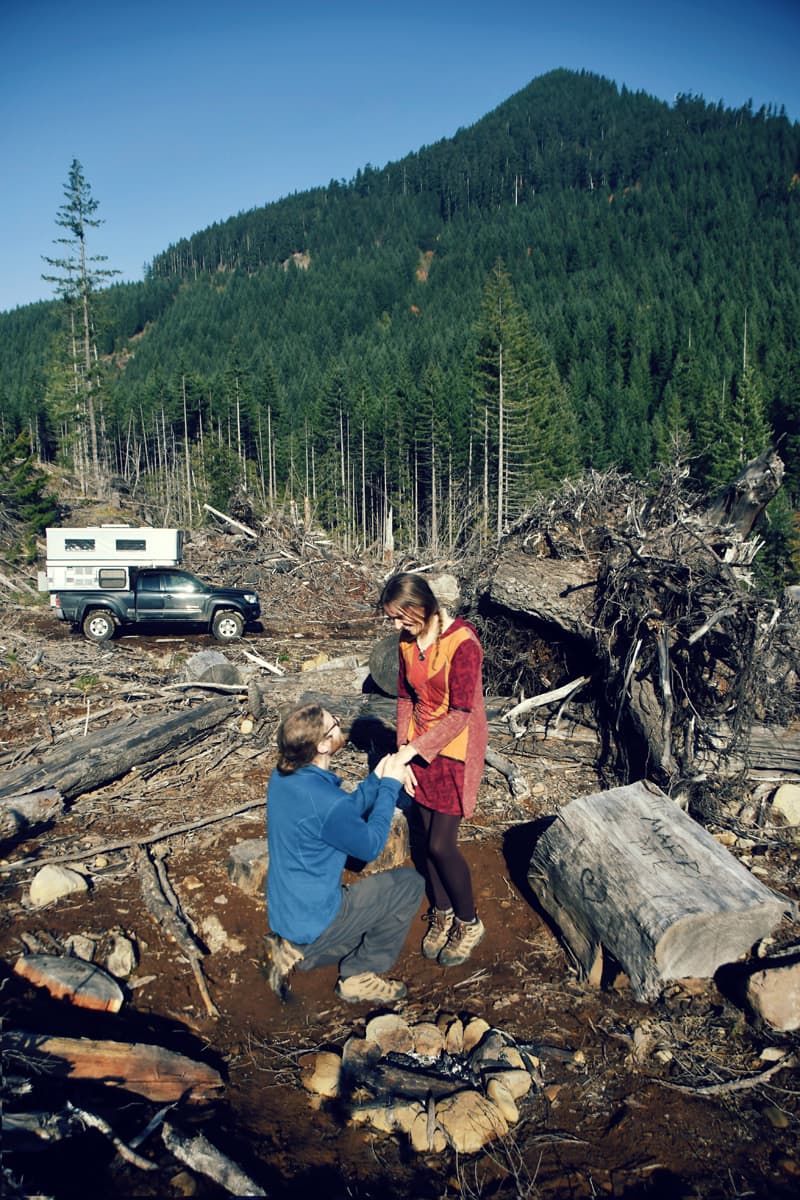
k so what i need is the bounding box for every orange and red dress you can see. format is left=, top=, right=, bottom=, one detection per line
left=396, top=617, right=488, bottom=818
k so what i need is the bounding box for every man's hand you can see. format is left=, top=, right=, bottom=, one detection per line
left=374, top=751, right=418, bottom=797
left=374, top=751, right=409, bottom=782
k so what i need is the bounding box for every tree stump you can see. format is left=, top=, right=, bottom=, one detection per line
left=527, top=780, right=795, bottom=1001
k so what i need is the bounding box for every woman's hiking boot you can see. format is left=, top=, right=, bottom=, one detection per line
left=438, top=915, right=485, bottom=968
left=421, top=907, right=454, bottom=959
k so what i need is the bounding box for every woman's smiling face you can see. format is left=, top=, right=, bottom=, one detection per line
left=384, top=603, right=427, bottom=637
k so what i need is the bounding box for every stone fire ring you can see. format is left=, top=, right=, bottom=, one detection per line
left=300, top=1012, right=544, bottom=1155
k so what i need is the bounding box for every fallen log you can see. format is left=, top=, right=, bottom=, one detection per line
left=527, top=779, right=796, bottom=1002
left=0, top=697, right=238, bottom=803
left=0, top=788, right=63, bottom=846
left=2, top=1031, right=224, bottom=1102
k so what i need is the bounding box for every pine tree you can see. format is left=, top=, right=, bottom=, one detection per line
left=42, top=160, right=119, bottom=487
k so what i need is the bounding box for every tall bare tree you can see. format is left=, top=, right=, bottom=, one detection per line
left=42, top=160, right=119, bottom=488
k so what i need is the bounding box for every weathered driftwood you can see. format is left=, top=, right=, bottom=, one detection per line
left=2, top=1031, right=223, bottom=1102
left=162, top=1122, right=266, bottom=1196
left=0, top=697, right=239, bottom=802
left=527, top=780, right=795, bottom=1002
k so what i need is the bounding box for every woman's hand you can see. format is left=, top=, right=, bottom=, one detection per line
left=375, top=751, right=411, bottom=784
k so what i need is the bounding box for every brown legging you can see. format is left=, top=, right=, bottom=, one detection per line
left=413, top=804, right=476, bottom=921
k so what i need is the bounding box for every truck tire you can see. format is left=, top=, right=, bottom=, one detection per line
left=82, top=609, right=116, bottom=643
left=212, top=610, right=244, bottom=642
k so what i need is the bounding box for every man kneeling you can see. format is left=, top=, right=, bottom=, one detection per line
left=265, top=703, right=423, bottom=1003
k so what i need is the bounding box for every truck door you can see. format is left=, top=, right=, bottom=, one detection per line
left=159, top=570, right=205, bottom=621
left=135, top=572, right=165, bottom=617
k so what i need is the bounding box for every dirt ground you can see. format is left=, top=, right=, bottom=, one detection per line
left=1, top=571, right=799, bottom=1200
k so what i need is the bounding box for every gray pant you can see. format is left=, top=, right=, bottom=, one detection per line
left=299, top=867, right=424, bottom=979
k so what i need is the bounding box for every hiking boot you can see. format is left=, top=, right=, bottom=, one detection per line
left=263, top=933, right=304, bottom=1000
left=421, top=907, right=454, bottom=959
left=335, top=972, right=408, bottom=1004
left=438, top=916, right=485, bottom=968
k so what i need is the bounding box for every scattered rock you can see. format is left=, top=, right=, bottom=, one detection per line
left=200, top=914, right=246, bottom=954
left=29, top=864, right=88, bottom=908
left=462, top=1017, right=491, bottom=1053
left=747, top=957, right=800, bottom=1031
left=64, top=934, right=96, bottom=962
left=486, top=1076, right=520, bottom=1123
left=226, top=840, right=271, bottom=897
left=105, top=932, right=137, bottom=978
left=770, top=783, right=800, bottom=827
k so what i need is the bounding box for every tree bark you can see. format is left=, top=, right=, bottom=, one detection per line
left=527, top=779, right=795, bottom=1001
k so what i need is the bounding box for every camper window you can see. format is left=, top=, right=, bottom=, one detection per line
left=115, top=538, right=147, bottom=552
left=65, top=538, right=95, bottom=551
left=98, top=568, right=128, bottom=590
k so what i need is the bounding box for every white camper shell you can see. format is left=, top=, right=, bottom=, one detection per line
left=41, top=526, right=183, bottom=594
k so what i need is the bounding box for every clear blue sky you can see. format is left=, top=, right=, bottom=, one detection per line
left=1, top=0, right=798, bottom=314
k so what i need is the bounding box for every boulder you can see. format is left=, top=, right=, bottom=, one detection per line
left=29, top=865, right=88, bottom=908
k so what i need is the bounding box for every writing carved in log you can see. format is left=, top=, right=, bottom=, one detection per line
left=527, top=779, right=795, bottom=1002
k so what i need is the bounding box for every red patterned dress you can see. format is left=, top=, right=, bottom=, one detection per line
left=396, top=617, right=488, bottom=818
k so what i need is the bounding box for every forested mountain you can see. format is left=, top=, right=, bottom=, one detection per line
left=1, top=69, right=799, bottom=571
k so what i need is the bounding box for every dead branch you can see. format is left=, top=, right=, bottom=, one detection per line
left=162, top=1122, right=266, bottom=1195
left=135, top=846, right=220, bottom=1018
left=657, top=1053, right=796, bottom=1096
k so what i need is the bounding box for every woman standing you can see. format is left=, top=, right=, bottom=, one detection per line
left=380, top=572, right=488, bottom=967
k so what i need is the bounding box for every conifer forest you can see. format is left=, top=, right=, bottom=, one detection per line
left=1, top=69, right=799, bottom=580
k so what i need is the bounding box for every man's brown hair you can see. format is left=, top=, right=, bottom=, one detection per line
left=275, top=703, right=327, bottom=775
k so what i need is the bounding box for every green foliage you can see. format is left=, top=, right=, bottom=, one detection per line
left=0, top=432, right=58, bottom=544
left=0, top=72, right=798, bottom=570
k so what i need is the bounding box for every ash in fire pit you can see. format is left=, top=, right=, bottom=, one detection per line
left=301, top=1012, right=545, bottom=1154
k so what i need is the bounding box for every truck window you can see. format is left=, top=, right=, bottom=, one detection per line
left=115, top=538, right=147, bottom=552
left=162, top=572, right=201, bottom=592
left=65, top=538, right=96, bottom=551
left=138, top=574, right=163, bottom=592
left=98, top=568, right=128, bottom=590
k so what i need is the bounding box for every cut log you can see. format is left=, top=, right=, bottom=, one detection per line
left=14, top=955, right=124, bottom=1012
left=527, top=780, right=796, bottom=1002
left=2, top=1031, right=224, bottom=1101
left=0, top=697, right=238, bottom=802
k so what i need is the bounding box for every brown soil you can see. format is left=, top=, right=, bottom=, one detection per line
left=1, top=579, right=799, bottom=1200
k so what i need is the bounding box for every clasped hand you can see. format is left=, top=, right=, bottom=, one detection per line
left=374, top=743, right=418, bottom=797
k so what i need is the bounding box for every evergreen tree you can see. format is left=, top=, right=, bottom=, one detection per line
left=41, top=160, right=119, bottom=486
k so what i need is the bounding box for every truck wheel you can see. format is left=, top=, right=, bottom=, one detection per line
left=82, top=610, right=116, bottom=643
left=212, top=610, right=244, bottom=642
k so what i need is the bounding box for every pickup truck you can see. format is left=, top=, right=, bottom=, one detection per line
left=52, top=567, right=261, bottom=643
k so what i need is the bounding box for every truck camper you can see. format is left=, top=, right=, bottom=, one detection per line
left=41, top=526, right=183, bottom=593
left=40, top=526, right=260, bottom=643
